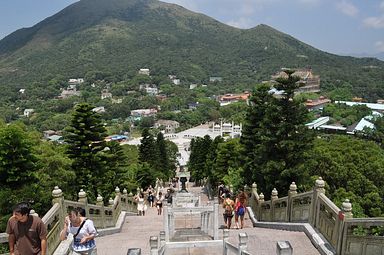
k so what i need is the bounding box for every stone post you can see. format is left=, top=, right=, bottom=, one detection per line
left=287, top=182, right=297, bottom=222
left=311, top=177, right=325, bottom=226
left=149, top=236, right=158, bottom=255
left=96, top=194, right=105, bottom=228
left=30, top=209, right=38, bottom=217
left=159, top=231, right=166, bottom=247
left=52, top=186, right=65, bottom=227
left=258, top=193, right=264, bottom=221
left=163, top=205, right=169, bottom=241
left=238, top=233, right=248, bottom=255
left=128, top=192, right=134, bottom=212
left=122, top=188, right=128, bottom=211
left=223, top=229, right=229, bottom=255
left=214, top=197, right=219, bottom=240
left=337, top=199, right=353, bottom=254
left=271, top=188, right=278, bottom=221
left=108, top=197, right=114, bottom=207
left=342, top=199, right=353, bottom=219
left=78, top=189, right=88, bottom=217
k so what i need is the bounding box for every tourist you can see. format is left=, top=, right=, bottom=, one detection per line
left=60, top=208, right=97, bottom=255
left=222, top=194, right=235, bottom=229
left=135, top=193, right=146, bottom=216
left=147, top=191, right=154, bottom=207
left=156, top=192, right=164, bottom=215
left=235, top=192, right=247, bottom=229
left=6, top=202, right=48, bottom=255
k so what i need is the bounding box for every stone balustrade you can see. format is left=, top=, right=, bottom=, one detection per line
left=249, top=177, right=384, bottom=255
left=0, top=185, right=137, bottom=254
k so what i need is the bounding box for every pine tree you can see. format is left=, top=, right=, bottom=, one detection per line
left=65, top=103, right=107, bottom=198
left=241, top=71, right=314, bottom=196
left=156, top=132, right=171, bottom=179
left=138, top=128, right=157, bottom=166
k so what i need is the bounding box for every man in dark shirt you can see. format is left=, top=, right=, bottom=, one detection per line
left=6, top=202, right=48, bottom=255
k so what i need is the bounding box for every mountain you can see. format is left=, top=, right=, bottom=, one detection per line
left=0, top=0, right=383, bottom=102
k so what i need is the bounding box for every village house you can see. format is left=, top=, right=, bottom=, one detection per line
left=59, top=87, right=81, bottom=99
left=218, top=92, right=250, bottom=106
left=43, top=130, right=57, bottom=139
left=68, top=78, right=84, bottom=86
left=101, top=89, right=112, bottom=100
left=92, top=106, right=106, bottom=113
left=130, top=108, right=158, bottom=121
left=138, top=68, right=150, bottom=76
left=305, top=96, right=331, bottom=111
left=209, top=77, right=222, bottom=82
left=23, top=109, right=34, bottom=117
left=154, top=119, right=180, bottom=134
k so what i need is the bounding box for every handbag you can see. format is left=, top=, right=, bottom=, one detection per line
left=72, top=219, right=96, bottom=252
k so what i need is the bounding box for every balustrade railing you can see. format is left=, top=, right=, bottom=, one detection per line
left=0, top=185, right=137, bottom=254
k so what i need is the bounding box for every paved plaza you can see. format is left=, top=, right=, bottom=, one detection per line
left=95, top=186, right=320, bottom=255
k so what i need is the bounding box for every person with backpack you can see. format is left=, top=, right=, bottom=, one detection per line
left=222, top=194, right=235, bottom=229
left=60, top=208, right=97, bottom=255
left=234, top=192, right=247, bottom=229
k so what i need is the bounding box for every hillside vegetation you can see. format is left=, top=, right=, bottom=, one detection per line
left=0, top=0, right=383, bottom=103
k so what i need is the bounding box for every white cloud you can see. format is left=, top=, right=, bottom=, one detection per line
left=336, top=0, right=359, bottom=17
left=364, top=16, right=384, bottom=29
left=375, top=41, right=384, bottom=52
left=226, top=17, right=255, bottom=29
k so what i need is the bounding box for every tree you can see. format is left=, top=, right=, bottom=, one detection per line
left=156, top=132, right=171, bottom=179
left=241, top=71, right=314, bottom=196
left=138, top=128, right=157, bottom=167
left=65, top=103, right=107, bottom=199
left=188, top=135, right=212, bottom=183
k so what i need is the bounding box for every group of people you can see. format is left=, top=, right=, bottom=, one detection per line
left=6, top=202, right=98, bottom=255
left=222, top=190, right=248, bottom=229
left=135, top=187, right=174, bottom=216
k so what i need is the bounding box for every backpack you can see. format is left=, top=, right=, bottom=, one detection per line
left=237, top=206, right=245, bottom=216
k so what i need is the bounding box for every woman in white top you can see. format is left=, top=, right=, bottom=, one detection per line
left=60, top=208, right=97, bottom=255
left=136, top=193, right=146, bottom=216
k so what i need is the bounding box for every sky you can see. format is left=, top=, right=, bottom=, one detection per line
left=1, top=0, right=384, bottom=58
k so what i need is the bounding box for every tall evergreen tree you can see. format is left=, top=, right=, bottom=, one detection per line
left=138, top=128, right=157, bottom=166
left=188, top=135, right=212, bottom=183
left=241, top=71, right=314, bottom=196
left=65, top=103, right=107, bottom=199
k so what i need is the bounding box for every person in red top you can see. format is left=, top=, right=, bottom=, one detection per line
left=234, top=192, right=247, bottom=229
left=6, top=202, right=48, bottom=255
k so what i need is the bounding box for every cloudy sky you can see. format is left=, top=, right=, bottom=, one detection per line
left=1, top=0, right=384, bottom=57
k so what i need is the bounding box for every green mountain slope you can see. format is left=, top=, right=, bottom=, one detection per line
left=0, top=0, right=383, bottom=101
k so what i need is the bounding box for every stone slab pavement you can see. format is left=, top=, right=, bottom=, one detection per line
left=95, top=185, right=320, bottom=255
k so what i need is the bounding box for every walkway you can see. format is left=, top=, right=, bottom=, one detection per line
left=96, top=185, right=320, bottom=254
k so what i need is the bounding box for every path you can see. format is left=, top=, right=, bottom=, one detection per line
left=96, top=185, right=320, bottom=254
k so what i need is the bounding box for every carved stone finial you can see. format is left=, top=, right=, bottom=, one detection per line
left=97, top=194, right=103, bottom=202
left=109, top=197, right=114, bottom=205
left=271, top=188, right=278, bottom=199
left=30, top=209, right=38, bottom=217
left=342, top=199, right=352, bottom=213
left=78, top=189, right=86, bottom=198
left=315, top=177, right=325, bottom=189
left=123, top=188, right=128, bottom=194
left=289, top=182, right=297, bottom=192
left=52, top=186, right=63, bottom=198
left=115, top=186, right=120, bottom=193
left=252, top=183, right=257, bottom=189
left=259, top=193, right=265, bottom=201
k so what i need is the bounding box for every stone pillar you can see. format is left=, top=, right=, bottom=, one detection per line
left=238, top=233, right=248, bottom=255
left=342, top=199, right=353, bottom=219
left=96, top=194, right=105, bottom=228
left=223, top=229, right=229, bottom=255
left=149, top=236, right=158, bottom=255
left=128, top=192, right=134, bottom=212
left=213, top=198, right=219, bottom=240
left=287, top=182, right=297, bottom=222
left=78, top=189, right=88, bottom=217
left=108, top=197, right=114, bottom=207
left=159, top=231, right=166, bottom=247
left=30, top=209, right=38, bottom=217
left=52, top=186, right=65, bottom=226
left=258, top=193, right=264, bottom=221
left=311, top=177, right=325, bottom=226
left=123, top=188, right=128, bottom=211
left=271, top=188, right=278, bottom=221
left=163, top=205, right=169, bottom=241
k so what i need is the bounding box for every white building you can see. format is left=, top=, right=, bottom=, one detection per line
left=139, top=69, right=150, bottom=76
left=24, top=109, right=34, bottom=117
